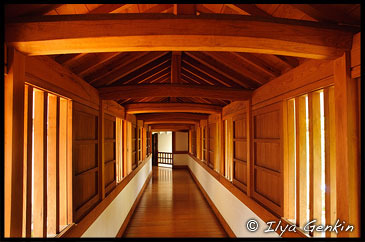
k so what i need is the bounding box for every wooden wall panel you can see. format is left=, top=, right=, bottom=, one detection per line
left=208, top=123, right=215, bottom=169
left=232, top=112, right=248, bottom=193
left=252, top=102, right=283, bottom=216
left=254, top=142, right=281, bottom=172
left=73, top=144, right=98, bottom=174
left=72, top=102, right=100, bottom=222
left=104, top=113, right=116, bottom=196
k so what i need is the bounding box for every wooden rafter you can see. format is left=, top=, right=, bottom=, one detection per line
left=54, top=53, right=88, bottom=66
left=181, top=66, right=217, bottom=86
left=80, top=52, right=141, bottom=81
left=75, top=52, right=121, bottom=77
left=230, top=52, right=281, bottom=78
left=99, top=84, right=252, bottom=101
left=125, top=103, right=222, bottom=114
left=203, top=52, right=267, bottom=85
left=86, top=52, right=148, bottom=84
left=182, top=56, right=242, bottom=88
left=137, top=113, right=209, bottom=121
left=93, top=51, right=169, bottom=87
left=120, top=60, right=171, bottom=85
left=186, top=51, right=258, bottom=88
left=6, top=14, right=354, bottom=59
left=142, top=4, right=174, bottom=13
left=87, top=4, right=128, bottom=14
left=227, top=4, right=272, bottom=17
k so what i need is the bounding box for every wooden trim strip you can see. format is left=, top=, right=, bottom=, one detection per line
left=25, top=85, right=33, bottom=237
left=116, top=171, right=152, bottom=237
left=188, top=154, right=307, bottom=238
left=43, top=92, right=48, bottom=238
left=75, top=166, right=98, bottom=177
left=73, top=139, right=98, bottom=144
left=61, top=155, right=152, bottom=237
left=187, top=166, right=235, bottom=238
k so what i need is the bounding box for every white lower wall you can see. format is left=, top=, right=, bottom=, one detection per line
left=81, top=157, right=152, bottom=237
left=182, top=154, right=279, bottom=238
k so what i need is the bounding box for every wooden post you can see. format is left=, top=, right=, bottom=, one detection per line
left=246, top=100, right=252, bottom=197
left=334, top=52, right=360, bottom=237
left=4, top=47, right=25, bottom=237
left=99, top=100, right=105, bottom=200
left=324, top=86, right=337, bottom=237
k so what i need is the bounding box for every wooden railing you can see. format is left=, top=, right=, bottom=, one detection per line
left=158, top=152, right=173, bottom=165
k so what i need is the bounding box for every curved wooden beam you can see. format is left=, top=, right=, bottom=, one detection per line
left=99, top=84, right=252, bottom=101
left=144, top=120, right=199, bottom=125
left=125, top=103, right=222, bottom=114
left=137, top=113, right=208, bottom=121
left=5, top=14, right=354, bottom=59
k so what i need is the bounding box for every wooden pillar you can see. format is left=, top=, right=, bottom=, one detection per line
left=98, top=100, right=105, bottom=200
left=4, top=47, right=25, bottom=237
left=246, top=99, right=252, bottom=197
left=334, top=52, right=360, bottom=237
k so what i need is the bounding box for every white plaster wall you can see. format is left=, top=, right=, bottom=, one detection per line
left=175, top=131, right=188, bottom=151
left=157, top=131, right=172, bottom=153
left=180, top=154, right=279, bottom=238
left=81, top=157, right=152, bottom=237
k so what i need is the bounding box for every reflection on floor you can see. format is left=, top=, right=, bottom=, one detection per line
left=123, top=166, right=227, bottom=237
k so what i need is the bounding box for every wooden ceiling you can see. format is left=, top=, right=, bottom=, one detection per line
left=5, top=4, right=360, bottom=126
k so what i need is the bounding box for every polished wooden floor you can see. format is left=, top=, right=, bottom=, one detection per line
left=123, top=166, right=227, bottom=237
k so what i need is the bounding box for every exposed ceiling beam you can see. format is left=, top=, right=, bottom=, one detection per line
left=99, top=84, right=252, bottom=101
left=125, top=103, right=222, bottom=114
left=150, top=124, right=193, bottom=131
left=6, top=14, right=355, bottom=59
left=144, top=120, right=199, bottom=125
left=137, top=113, right=208, bottom=121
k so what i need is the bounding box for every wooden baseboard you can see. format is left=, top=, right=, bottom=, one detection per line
left=116, top=171, right=152, bottom=237
left=187, top=167, right=236, bottom=238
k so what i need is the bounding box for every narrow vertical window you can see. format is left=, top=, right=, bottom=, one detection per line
left=24, top=85, right=72, bottom=237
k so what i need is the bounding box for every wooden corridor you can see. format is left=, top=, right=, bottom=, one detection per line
left=123, top=166, right=227, bottom=237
